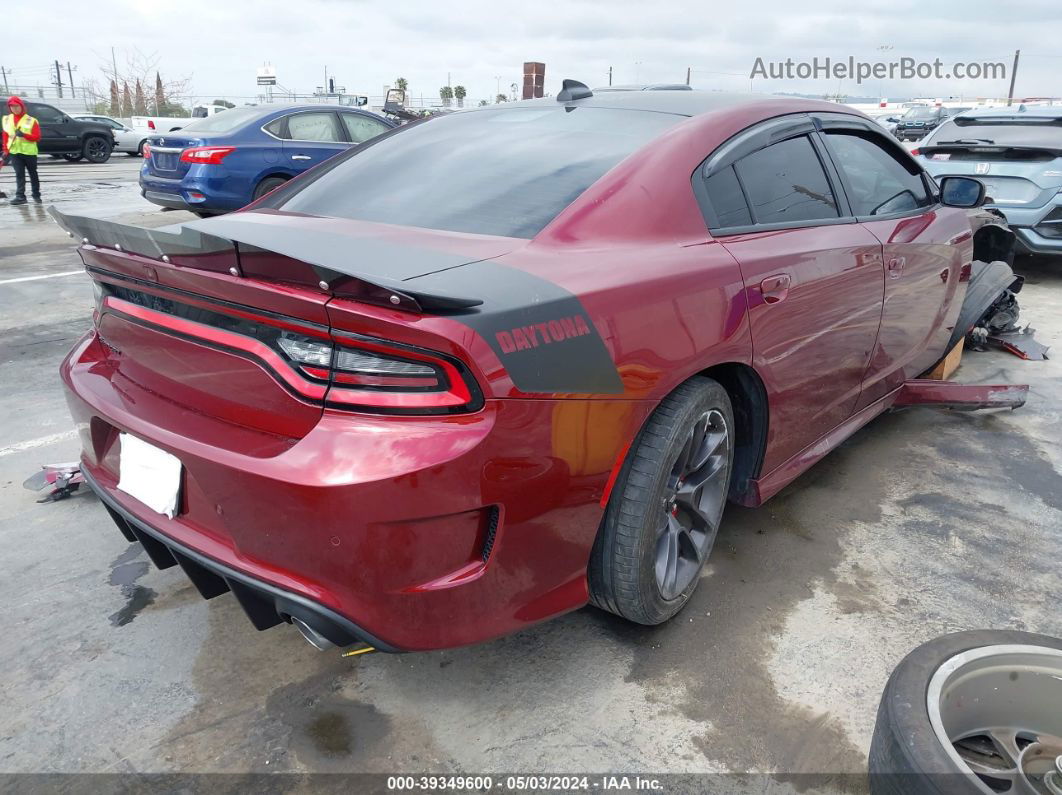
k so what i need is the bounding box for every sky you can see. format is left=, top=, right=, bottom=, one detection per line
left=4, top=0, right=1060, bottom=107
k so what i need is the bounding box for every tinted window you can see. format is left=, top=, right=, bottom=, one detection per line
left=825, top=131, right=930, bottom=216
left=703, top=165, right=752, bottom=228
left=734, top=136, right=838, bottom=224
left=287, top=112, right=340, bottom=142
left=274, top=106, right=680, bottom=238
left=29, top=103, right=64, bottom=123
left=341, top=113, right=389, bottom=143
left=929, top=116, right=1062, bottom=148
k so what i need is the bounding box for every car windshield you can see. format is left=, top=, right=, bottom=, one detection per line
left=930, top=117, right=1062, bottom=148
left=904, top=108, right=937, bottom=120
left=178, top=107, right=261, bottom=133
left=273, top=106, right=683, bottom=238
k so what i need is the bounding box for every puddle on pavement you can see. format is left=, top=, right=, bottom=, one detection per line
left=107, top=545, right=157, bottom=627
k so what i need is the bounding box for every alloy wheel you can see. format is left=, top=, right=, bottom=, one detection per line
left=654, top=409, right=729, bottom=600
left=929, top=645, right=1062, bottom=794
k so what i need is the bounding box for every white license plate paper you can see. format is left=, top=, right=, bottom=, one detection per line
left=116, top=433, right=182, bottom=519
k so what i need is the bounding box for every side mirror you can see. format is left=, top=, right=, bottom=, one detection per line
left=939, top=176, right=987, bottom=208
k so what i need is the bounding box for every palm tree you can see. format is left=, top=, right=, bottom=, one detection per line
left=395, top=77, right=408, bottom=92
left=439, top=85, right=454, bottom=107
left=454, top=85, right=466, bottom=108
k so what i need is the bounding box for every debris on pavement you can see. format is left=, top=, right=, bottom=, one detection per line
left=23, top=463, right=85, bottom=503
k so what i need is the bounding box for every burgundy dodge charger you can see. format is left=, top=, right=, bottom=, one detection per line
left=55, top=83, right=992, bottom=652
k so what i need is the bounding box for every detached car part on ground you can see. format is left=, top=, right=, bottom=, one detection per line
left=53, top=83, right=1027, bottom=653
left=870, top=630, right=1062, bottom=795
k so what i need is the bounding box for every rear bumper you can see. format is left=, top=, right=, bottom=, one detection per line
left=84, top=466, right=398, bottom=651
left=139, top=168, right=248, bottom=213
left=62, top=331, right=632, bottom=651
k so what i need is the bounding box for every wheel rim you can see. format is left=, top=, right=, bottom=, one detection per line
left=87, top=139, right=106, bottom=159
left=653, top=409, right=729, bottom=600
left=928, top=645, right=1062, bottom=795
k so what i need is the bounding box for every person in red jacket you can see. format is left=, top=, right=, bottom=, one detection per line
left=2, top=96, right=43, bottom=204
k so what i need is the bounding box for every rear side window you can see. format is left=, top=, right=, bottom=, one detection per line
left=263, top=117, right=286, bottom=138
left=29, top=104, right=64, bottom=123
left=287, top=112, right=341, bottom=142
left=825, top=131, right=930, bottom=216
left=272, top=106, right=681, bottom=238
left=734, top=136, right=839, bottom=224
left=341, top=113, right=390, bottom=143
left=704, top=166, right=752, bottom=227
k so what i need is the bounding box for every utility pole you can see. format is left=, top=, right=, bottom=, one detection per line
left=67, top=62, right=75, bottom=98
left=54, top=60, right=64, bottom=98
left=0, top=65, right=8, bottom=94
left=111, top=46, right=118, bottom=80
left=686, top=66, right=691, bottom=86
left=1006, top=49, right=1020, bottom=106
left=608, top=66, right=612, bottom=86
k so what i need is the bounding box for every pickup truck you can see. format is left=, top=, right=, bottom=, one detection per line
left=131, top=104, right=232, bottom=134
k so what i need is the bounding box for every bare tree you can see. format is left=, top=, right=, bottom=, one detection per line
left=101, top=48, right=190, bottom=116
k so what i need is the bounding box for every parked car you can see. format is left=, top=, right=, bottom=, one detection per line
left=893, top=106, right=971, bottom=141
left=916, top=105, right=1062, bottom=256
left=57, top=85, right=996, bottom=653
left=73, top=114, right=148, bottom=156
left=139, top=104, right=396, bottom=216
left=24, top=102, right=113, bottom=162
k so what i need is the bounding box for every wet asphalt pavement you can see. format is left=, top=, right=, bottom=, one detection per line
left=1, top=157, right=1060, bottom=786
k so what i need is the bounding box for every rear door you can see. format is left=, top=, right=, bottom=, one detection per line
left=27, top=103, right=78, bottom=153
left=280, top=111, right=346, bottom=172
left=817, top=117, right=969, bottom=406
left=695, top=117, right=886, bottom=473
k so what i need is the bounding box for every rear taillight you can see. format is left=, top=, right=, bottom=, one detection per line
left=910, top=148, right=921, bottom=156
left=180, top=146, right=236, bottom=165
left=148, top=120, right=156, bottom=130
left=276, top=330, right=477, bottom=412
left=91, top=280, right=482, bottom=415
left=142, top=143, right=151, bottom=159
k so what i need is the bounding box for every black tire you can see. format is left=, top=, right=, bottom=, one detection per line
left=192, top=211, right=214, bottom=219
left=588, top=376, right=734, bottom=625
left=83, top=135, right=112, bottom=163
left=137, top=140, right=146, bottom=157
left=253, top=176, right=288, bottom=201
left=62, top=152, right=82, bottom=162
left=869, top=630, right=1062, bottom=795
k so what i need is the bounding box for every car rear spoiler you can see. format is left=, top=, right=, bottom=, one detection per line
left=48, top=207, right=484, bottom=313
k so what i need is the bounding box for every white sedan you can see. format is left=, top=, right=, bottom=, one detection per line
left=72, top=114, right=149, bottom=156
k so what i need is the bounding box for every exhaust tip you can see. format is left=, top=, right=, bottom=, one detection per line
left=291, top=616, right=335, bottom=651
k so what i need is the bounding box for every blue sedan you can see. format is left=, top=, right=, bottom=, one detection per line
left=139, top=104, right=396, bottom=216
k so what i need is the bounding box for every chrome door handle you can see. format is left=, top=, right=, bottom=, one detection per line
left=888, top=256, right=906, bottom=278
left=291, top=154, right=311, bottom=161
left=759, top=273, right=791, bottom=304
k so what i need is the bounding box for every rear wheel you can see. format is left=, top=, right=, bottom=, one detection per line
left=253, top=176, right=288, bottom=201
left=83, top=136, right=112, bottom=163
left=589, top=376, right=734, bottom=625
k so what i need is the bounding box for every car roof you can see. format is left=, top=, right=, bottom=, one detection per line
left=593, top=83, right=694, bottom=92
left=483, top=89, right=780, bottom=117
